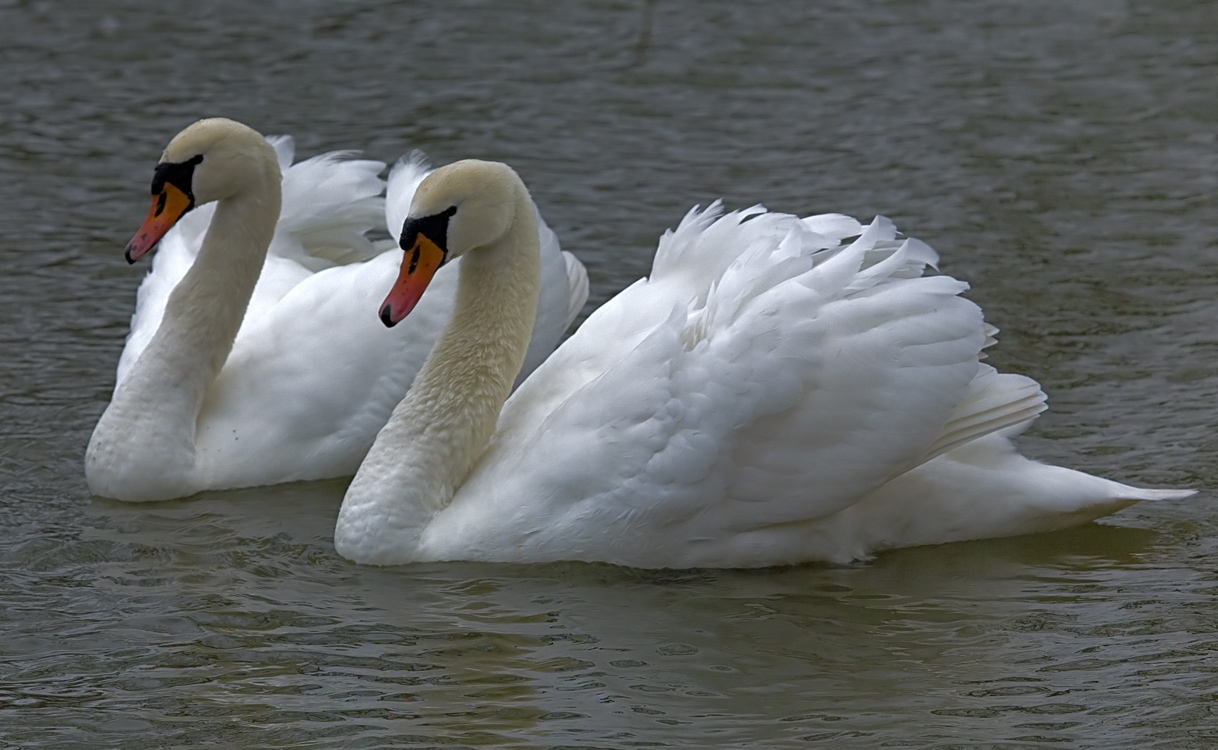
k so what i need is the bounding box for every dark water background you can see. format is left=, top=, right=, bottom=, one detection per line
left=1, top=1, right=1216, bottom=747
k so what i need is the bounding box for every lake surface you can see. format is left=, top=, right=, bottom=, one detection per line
left=1, top=0, right=1216, bottom=747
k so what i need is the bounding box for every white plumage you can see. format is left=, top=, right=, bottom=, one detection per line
left=335, top=161, right=1193, bottom=567
left=87, top=122, right=587, bottom=501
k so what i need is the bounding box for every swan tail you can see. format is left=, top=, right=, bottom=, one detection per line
left=1035, top=478, right=1196, bottom=528
left=799, top=439, right=1198, bottom=563
left=1107, top=485, right=1197, bottom=503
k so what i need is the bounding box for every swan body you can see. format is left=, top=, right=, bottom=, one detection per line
left=335, top=160, right=1193, bottom=568
left=86, top=121, right=587, bottom=502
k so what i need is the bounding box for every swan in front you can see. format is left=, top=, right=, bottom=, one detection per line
left=334, top=160, right=1193, bottom=568
left=86, top=120, right=587, bottom=502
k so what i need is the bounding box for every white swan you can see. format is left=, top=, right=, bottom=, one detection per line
left=86, top=120, right=587, bottom=502
left=334, top=160, right=1194, bottom=568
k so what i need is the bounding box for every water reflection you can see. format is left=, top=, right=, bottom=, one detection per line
left=61, top=481, right=1205, bottom=745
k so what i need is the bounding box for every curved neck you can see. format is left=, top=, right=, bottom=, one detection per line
left=88, top=176, right=280, bottom=496
left=158, top=188, right=280, bottom=385
left=336, top=190, right=541, bottom=564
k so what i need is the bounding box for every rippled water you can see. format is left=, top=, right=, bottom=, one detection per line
left=2, top=0, right=1216, bottom=746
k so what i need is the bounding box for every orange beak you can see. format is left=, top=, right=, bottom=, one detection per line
left=125, top=182, right=193, bottom=263
left=380, top=233, right=446, bottom=327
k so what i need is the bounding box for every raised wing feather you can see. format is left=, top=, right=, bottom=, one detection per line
left=194, top=250, right=460, bottom=485
left=431, top=208, right=997, bottom=564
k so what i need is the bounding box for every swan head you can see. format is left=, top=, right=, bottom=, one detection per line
left=381, top=159, right=526, bottom=326
left=125, top=117, right=280, bottom=263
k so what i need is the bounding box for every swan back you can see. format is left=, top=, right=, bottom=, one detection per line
left=425, top=206, right=987, bottom=565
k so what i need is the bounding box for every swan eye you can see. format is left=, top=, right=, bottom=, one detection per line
left=399, top=205, right=458, bottom=259
left=149, top=154, right=203, bottom=210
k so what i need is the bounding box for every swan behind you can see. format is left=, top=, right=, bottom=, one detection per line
left=86, top=121, right=587, bottom=502
left=88, top=119, right=282, bottom=501
left=335, top=160, right=1194, bottom=568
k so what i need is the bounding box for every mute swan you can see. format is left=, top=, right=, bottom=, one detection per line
left=334, top=160, right=1193, bottom=568
left=86, top=120, right=587, bottom=502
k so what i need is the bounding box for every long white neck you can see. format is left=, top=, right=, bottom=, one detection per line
left=335, top=191, right=541, bottom=565
left=86, top=177, right=280, bottom=500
